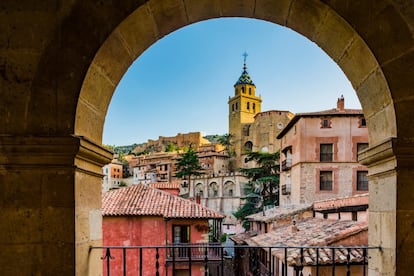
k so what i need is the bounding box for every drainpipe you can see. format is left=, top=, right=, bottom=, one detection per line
left=165, top=219, right=169, bottom=245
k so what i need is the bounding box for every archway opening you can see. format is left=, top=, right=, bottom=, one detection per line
left=74, top=1, right=396, bottom=275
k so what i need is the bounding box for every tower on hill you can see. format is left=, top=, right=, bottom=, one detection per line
left=228, top=54, right=293, bottom=169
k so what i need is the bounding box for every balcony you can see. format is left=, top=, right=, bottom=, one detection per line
left=90, top=244, right=380, bottom=276
left=281, top=159, right=292, bottom=171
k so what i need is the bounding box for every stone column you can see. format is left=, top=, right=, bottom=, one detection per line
left=359, top=138, right=414, bottom=275
left=0, top=135, right=112, bottom=275
left=74, top=136, right=113, bottom=275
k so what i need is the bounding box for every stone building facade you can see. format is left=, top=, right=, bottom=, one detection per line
left=133, top=132, right=210, bottom=153
left=277, top=96, right=369, bottom=206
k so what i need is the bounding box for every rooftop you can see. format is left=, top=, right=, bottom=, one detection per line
left=245, top=204, right=313, bottom=223
left=246, top=217, right=368, bottom=266
left=102, top=184, right=224, bottom=219
left=313, top=193, right=369, bottom=211
left=277, top=97, right=364, bottom=139
left=149, top=180, right=181, bottom=190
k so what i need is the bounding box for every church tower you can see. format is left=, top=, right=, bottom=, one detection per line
left=228, top=54, right=262, bottom=169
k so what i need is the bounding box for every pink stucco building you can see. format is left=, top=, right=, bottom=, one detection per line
left=277, top=96, right=369, bottom=206
left=102, top=184, right=224, bottom=276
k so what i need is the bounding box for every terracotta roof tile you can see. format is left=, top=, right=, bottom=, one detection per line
left=102, top=184, right=224, bottom=219
left=245, top=204, right=313, bottom=223
left=313, top=193, right=369, bottom=211
left=277, top=108, right=364, bottom=139
left=245, top=218, right=368, bottom=266
left=149, top=180, right=181, bottom=190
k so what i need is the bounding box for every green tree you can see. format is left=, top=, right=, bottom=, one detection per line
left=174, top=145, right=204, bottom=197
left=165, top=142, right=178, bottom=152
left=234, top=151, right=280, bottom=229
left=217, top=133, right=237, bottom=172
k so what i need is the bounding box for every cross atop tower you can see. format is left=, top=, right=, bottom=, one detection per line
left=243, top=52, right=248, bottom=62
left=243, top=52, right=248, bottom=68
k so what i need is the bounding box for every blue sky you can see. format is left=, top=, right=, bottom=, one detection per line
left=103, top=18, right=360, bottom=146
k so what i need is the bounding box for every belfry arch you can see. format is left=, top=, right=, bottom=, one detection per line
left=2, top=1, right=414, bottom=275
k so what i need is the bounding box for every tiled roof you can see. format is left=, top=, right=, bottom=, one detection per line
left=277, top=108, right=364, bottom=139
left=246, top=218, right=368, bottom=266
left=313, top=193, right=369, bottom=211
left=102, top=184, right=224, bottom=219
left=234, top=61, right=255, bottom=86
left=245, top=204, right=313, bottom=223
left=149, top=180, right=181, bottom=190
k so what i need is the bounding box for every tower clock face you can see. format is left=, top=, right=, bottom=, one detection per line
left=277, top=122, right=284, bottom=129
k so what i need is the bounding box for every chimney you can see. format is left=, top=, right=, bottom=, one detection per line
left=290, top=220, right=298, bottom=233
left=337, top=95, right=345, bottom=111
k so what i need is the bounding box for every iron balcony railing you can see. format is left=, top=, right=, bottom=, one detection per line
left=90, top=244, right=380, bottom=276
left=281, top=159, right=292, bottom=171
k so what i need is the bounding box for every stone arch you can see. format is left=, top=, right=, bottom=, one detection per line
left=223, top=181, right=236, bottom=197
left=3, top=1, right=414, bottom=275
left=195, top=182, right=204, bottom=197
left=208, top=182, right=219, bottom=197
left=66, top=2, right=404, bottom=274
left=74, top=1, right=397, bottom=145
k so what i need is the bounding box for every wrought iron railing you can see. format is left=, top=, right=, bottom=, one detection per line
left=90, top=244, right=380, bottom=276
left=281, top=159, right=292, bottom=171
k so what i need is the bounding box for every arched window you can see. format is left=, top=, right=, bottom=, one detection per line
left=249, top=88, right=252, bottom=95
left=244, top=141, right=253, bottom=151
left=195, top=183, right=204, bottom=197
left=252, top=103, right=256, bottom=111
left=235, top=102, right=238, bottom=110
left=208, top=182, right=218, bottom=197
left=247, top=102, right=250, bottom=110
left=223, top=182, right=235, bottom=197
left=242, top=87, right=245, bottom=93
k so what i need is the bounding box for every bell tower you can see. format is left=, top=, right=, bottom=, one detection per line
left=228, top=53, right=262, bottom=169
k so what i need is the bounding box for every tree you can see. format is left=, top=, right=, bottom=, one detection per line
left=174, top=145, right=204, bottom=198
left=165, top=142, right=178, bottom=152
left=217, top=133, right=236, bottom=172
left=234, top=151, right=280, bottom=229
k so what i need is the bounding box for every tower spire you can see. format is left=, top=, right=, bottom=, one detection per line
left=234, top=52, right=255, bottom=86
left=243, top=52, right=248, bottom=71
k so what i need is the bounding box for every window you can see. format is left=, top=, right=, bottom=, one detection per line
left=242, top=87, right=245, bottom=93
left=252, top=103, right=255, bottom=111
left=247, top=102, right=250, bottom=110
left=244, top=141, right=253, bottom=151
left=320, top=144, right=333, bottom=162
left=249, top=88, right=252, bottom=95
left=173, top=225, right=190, bottom=243
left=321, top=118, right=331, bottom=128
left=228, top=189, right=233, bottom=197
left=359, top=117, right=367, bottom=127
left=235, top=102, right=238, bottom=110
left=320, top=171, right=333, bottom=191
left=357, top=171, right=368, bottom=191
left=232, top=104, right=234, bottom=111
left=352, top=212, right=358, bottom=221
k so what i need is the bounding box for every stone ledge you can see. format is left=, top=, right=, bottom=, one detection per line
left=359, top=137, right=414, bottom=169
left=0, top=135, right=112, bottom=169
